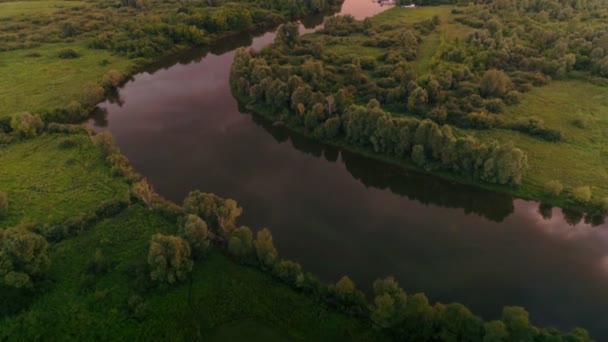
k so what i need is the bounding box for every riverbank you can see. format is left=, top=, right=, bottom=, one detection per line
left=230, top=5, right=608, bottom=216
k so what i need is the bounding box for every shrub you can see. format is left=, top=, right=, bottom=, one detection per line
left=102, top=70, right=124, bottom=88
left=10, top=112, right=44, bottom=138
left=273, top=260, right=303, bottom=285
left=572, top=186, right=592, bottom=203
left=147, top=234, right=193, bottom=285
left=0, top=192, right=8, bottom=219
left=544, top=180, right=563, bottom=196
left=57, top=49, right=80, bottom=59
left=0, top=227, right=50, bottom=288
left=81, top=83, right=105, bottom=107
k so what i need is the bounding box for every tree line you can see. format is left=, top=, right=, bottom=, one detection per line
left=144, top=189, right=591, bottom=341
left=231, top=42, right=528, bottom=186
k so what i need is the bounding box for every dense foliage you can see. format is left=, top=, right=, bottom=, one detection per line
left=231, top=0, right=608, bottom=192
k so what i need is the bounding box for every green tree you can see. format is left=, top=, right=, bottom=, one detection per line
left=183, top=191, right=242, bottom=237
left=275, top=22, right=299, bottom=49
left=179, top=214, right=211, bottom=258
left=273, top=259, right=302, bottom=285
left=329, top=276, right=366, bottom=313
left=371, top=276, right=407, bottom=328
left=502, top=306, right=538, bottom=342
left=10, top=112, right=44, bottom=138
left=572, top=186, right=592, bottom=203
left=437, top=303, right=484, bottom=341
left=254, top=228, right=278, bottom=269
left=407, top=87, right=429, bottom=111
left=147, top=234, right=193, bottom=284
left=227, top=226, right=254, bottom=263
left=480, top=69, right=512, bottom=98
left=484, top=320, right=509, bottom=342
left=0, top=227, right=50, bottom=288
left=544, top=180, right=563, bottom=196
left=412, top=144, right=427, bottom=166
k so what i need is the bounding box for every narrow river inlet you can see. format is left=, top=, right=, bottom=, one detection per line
left=90, top=0, right=608, bottom=338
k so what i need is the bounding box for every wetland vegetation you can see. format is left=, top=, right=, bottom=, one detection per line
left=1, top=0, right=607, bottom=339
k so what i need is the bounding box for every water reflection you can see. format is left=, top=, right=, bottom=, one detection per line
left=249, top=114, right=515, bottom=222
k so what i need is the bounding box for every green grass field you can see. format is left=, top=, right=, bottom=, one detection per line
left=0, top=43, right=132, bottom=118
left=0, top=133, right=130, bottom=228
left=0, top=0, right=86, bottom=19
left=471, top=80, right=608, bottom=204
left=0, top=205, right=385, bottom=341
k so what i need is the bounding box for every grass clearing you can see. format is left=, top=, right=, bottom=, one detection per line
left=0, top=133, right=130, bottom=228
left=470, top=80, right=608, bottom=203
left=0, top=43, right=132, bottom=118
left=0, top=0, right=86, bottom=19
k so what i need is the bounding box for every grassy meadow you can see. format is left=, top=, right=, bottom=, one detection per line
left=470, top=80, right=608, bottom=205
left=0, top=43, right=132, bottom=118
left=0, top=132, right=130, bottom=229
left=0, top=0, right=86, bottom=19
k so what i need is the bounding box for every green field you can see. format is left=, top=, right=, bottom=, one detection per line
left=0, top=132, right=130, bottom=228
left=0, top=43, right=132, bottom=118
left=0, top=0, right=85, bottom=19
left=470, top=80, right=608, bottom=203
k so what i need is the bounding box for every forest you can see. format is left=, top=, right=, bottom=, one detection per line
left=231, top=0, right=608, bottom=213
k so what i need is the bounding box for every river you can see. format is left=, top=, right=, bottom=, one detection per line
left=90, top=0, right=608, bottom=338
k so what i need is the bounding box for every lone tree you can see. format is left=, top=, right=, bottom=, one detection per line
left=0, top=192, right=8, bottom=219
left=179, top=215, right=211, bottom=258
left=0, top=227, right=50, bottom=288
left=147, top=234, right=193, bottom=285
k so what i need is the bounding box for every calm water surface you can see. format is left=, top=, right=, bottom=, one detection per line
left=91, top=1, right=608, bottom=338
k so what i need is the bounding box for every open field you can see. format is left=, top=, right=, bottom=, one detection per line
left=0, top=43, right=132, bottom=118
left=0, top=0, right=86, bottom=19
left=470, top=80, right=608, bottom=203
left=0, top=132, right=130, bottom=228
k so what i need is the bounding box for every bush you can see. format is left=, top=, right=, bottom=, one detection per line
left=57, top=49, right=80, bottom=59
left=147, top=234, right=193, bottom=285
left=572, top=186, right=592, bottom=203
left=544, top=180, right=563, bottom=196
left=0, top=192, right=8, bottom=219
left=273, top=259, right=303, bottom=286
left=10, top=112, right=44, bottom=138
left=572, top=113, right=589, bottom=129
left=0, top=227, right=50, bottom=288
left=102, top=70, right=124, bottom=89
